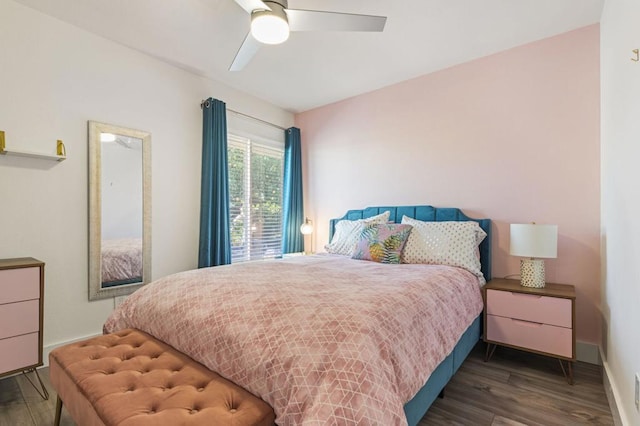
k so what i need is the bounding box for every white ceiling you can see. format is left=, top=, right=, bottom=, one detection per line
left=14, top=0, right=604, bottom=113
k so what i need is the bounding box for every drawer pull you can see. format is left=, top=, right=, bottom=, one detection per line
left=511, top=318, right=543, bottom=328
left=510, top=292, right=542, bottom=299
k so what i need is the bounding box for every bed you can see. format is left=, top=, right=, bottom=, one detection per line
left=101, top=238, right=143, bottom=287
left=104, top=205, right=491, bottom=425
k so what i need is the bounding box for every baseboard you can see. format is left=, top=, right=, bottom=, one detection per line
left=576, top=341, right=601, bottom=365
left=42, top=333, right=102, bottom=367
left=601, top=347, right=629, bottom=426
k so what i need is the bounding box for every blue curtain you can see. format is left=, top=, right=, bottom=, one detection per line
left=198, top=98, right=231, bottom=267
left=282, top=127, right=304, bottom=254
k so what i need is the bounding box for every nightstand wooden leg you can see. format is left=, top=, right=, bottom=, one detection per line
left=485, top=343, right=497, bottom=362
left=558, top=359, right=574, bottom=385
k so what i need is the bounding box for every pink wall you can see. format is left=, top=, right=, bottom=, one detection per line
left=295, top=25, right=601, bottom=345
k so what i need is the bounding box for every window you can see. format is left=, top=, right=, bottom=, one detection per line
left=228, top=133, right=284, bottom=263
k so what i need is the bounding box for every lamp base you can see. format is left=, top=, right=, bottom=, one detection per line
left=520, top=258, right=546, bottom=288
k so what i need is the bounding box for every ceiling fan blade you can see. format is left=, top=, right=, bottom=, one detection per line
left=286, top=9, right=387, bottom=32
left=229, top=32, right=262, bottom=71
left=232, top=0, right=270, bottom=14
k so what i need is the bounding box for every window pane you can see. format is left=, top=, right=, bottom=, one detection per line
left=228, top=134, right=283, bottom=263
left=228, top=139, right=249, bottom=262
left=249, top=147, right=283, bottom=260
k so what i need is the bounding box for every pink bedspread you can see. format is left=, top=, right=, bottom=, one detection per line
left=101, top=238, right=142, bottom=284
left=104, top=255, right=483, bottom=425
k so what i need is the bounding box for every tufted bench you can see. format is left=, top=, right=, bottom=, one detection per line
left=49, top=329, right=275, bottom=426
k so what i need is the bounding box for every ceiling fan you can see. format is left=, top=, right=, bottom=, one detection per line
left=230, top=0, right=387, bottom=71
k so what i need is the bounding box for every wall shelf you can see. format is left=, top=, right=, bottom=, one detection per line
left=0, top=130, right=66, bottom=162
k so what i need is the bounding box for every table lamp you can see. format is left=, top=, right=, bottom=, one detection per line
left=300, top=217, right=314, bottom=255
left=509, top=223, right=558, bottom=288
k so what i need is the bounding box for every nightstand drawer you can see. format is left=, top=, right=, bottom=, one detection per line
left=0, top=267, right=40, bottom=304
left=0, top=332, right=39, bottom=373
left=0, top=299, right=40, bottom=339
left=486, top=289, right=571, bottom=328
left=486, top=314, right=573, bottom=358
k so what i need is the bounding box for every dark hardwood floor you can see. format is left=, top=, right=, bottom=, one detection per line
left=421, top=345, right=614, bottom=425
left=0, top=343, right=614, bottom=426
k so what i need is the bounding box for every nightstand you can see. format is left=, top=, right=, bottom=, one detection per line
left=0, top=257, right=48, bottom=398
left=483, top=278, right=576, bottom=384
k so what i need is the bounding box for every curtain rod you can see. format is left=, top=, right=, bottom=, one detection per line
left=200, top=99, right=288, bottom=131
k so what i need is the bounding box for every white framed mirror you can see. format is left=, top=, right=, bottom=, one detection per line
left=88, top=121, right=151, bottom=300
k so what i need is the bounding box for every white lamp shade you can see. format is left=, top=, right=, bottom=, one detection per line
left=510, top=224, right=558, bottom=258
left=300, top=220, right=313, bottom=235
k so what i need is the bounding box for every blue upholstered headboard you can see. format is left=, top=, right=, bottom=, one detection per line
left=329, top=205, right=492, bottom=282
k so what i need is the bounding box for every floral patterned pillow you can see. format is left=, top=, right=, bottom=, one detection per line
left=352, top=223, right=413, bottom=264
left=325, top=211, right=391, bottom=256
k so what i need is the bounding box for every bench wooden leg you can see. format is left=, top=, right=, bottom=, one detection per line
left=54, top=396, right=62, bottom=426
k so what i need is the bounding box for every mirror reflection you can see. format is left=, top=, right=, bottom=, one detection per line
left=89, top=121, right=151, bottom=301
left=100, top=133, right=143, bottom=287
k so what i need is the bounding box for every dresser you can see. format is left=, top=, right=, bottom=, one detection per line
left=0, top=257, right=48, bottom=397
left=483, top=278, right=576, bottom=384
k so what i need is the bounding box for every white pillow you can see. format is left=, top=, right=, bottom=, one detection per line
left=325, top=211, right=391, bottom=256
left=401, top=216, right=487, bottom=284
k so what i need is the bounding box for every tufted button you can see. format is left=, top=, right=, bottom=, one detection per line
left=229, top=408, right=237, bottom=414
left=197, top=387, right=204, bottom=392
left=190, top=409, right=198, bottom=414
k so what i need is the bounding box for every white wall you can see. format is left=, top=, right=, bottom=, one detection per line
left=0, top=1, right=294, bottom=349
left=601, top=0, right=640, bottom=424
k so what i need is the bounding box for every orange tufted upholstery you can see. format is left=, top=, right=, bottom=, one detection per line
left=49, top=329, right=275, bottom=426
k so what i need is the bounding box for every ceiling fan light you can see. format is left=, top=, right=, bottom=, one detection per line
left=251, top=10, right=289, bottom=45
left=100, top=133, right=116, bottom=142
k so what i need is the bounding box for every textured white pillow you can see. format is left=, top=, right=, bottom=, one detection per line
left=401, top=216, right=487, bottom=284
left=325, top=211, right=391, bottom=256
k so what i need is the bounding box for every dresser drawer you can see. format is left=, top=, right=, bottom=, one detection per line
left=486, top=314, right=573, bottom=358
left=0, top=332, right=39, bottom=374
left=0, top=299, right=40, bottom=340
left=486, top=289, right=572, bottom=328
left=0, top=267, right=40, bottom=304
